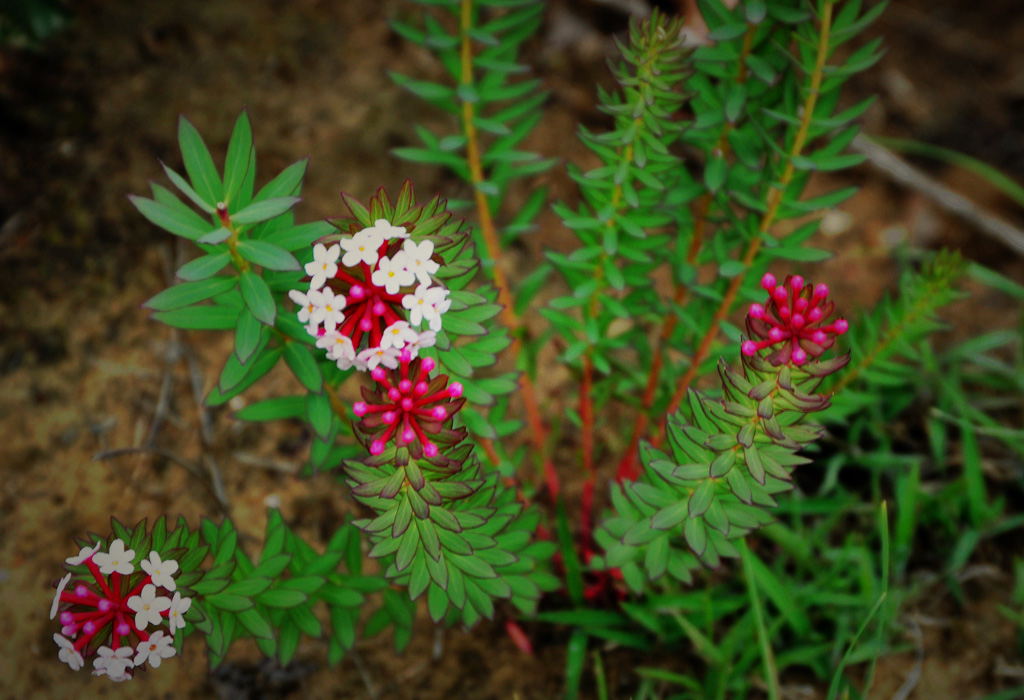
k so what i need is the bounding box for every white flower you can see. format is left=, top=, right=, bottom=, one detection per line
left=50, top=573, right=72, bottom=620
left=429, top=289, right=452, bottom=332
left=357, top=346, right=400, bottom=371
left=288, top=288, right=317, bottom=325
left=380, top=321, right=419, bottom=350
left=93, top=645, right=134, bottom=681
left=304, top=243, right=340, bottom=290
left=368, top=217, right=409, bottom=241
left=133, top=631, right=176, bottom=668
left=93, top=539, right=135, bottom=576
left=167, top=592, right=192, bottom=633
left=54, top=633, right=84, bottom=671
left=66, top=544, right=99, bottom=566
left=340, top=227, right=384, bottom=268
left=140, top=551, right=179, bottom=592
left=316, top=331, right=357, bottom=369
left=401, top=284, right=447, bottom=327
left=127, top=584, right=172, bottom=630
left=353, top=352, right=370, bottom=372
left=405, top=330, right=436, bottom=359
left=401, top=239, right=440, bottom=285
left=371, top=253, right=415, bottom=295
left=307, top=287, right=346, bottom=332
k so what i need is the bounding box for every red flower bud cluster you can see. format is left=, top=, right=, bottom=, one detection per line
left=742, top=273, right=848, bottom=366
left=352, top=348, right=465, bottom=458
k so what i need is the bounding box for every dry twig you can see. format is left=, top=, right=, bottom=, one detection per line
left=852, top=134, right=1024, bottom=257
left=93, top=446, right=230, bottom=514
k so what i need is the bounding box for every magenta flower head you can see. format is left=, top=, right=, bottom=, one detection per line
left=741, top=273, right=849, bottom=366
left=353, top=348, right=466, bottom=459
left=50, top=520, right=196, bottom=681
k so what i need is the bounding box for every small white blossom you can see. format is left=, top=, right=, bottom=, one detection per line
left=401, top=239, right=440, bottom=285
left=357, top=346, right=400, bottom=371
left=340, top=228, right=384, bottom=268
left=372, top=253, right=415, bottom=295
left=54, top=633, right=84, bottom=671
left=307, top=287, right=346, bottom=332
left=316, top=331, right=357, bottom=369
left=140, top=551, right=179, bottom=592
left=380, top=321, right=419, bottom=350
left=93, top=539, right=135, bottom=576
left=127, top=584, right=172, bottom=630
left=167, top=592, right=192, bottom=633
left=405, top=330, right=436, bottom=359
left=66, top=544, right=99, bottom=566
left=401, top=284, right=447, bottom=327
left=368, top=218, right=409, bottom=241
left=133, top=631, right=176, bottom=668
left=288, top=288, right=318, bottom=325
left=50, top=573, right=71, bottom=620
left=353, top=352, right=370, bottom=372
left=93, top=645, right=134, bottom=681
left=429, top=289, right=452, bottom=332
left=304, top=243, right=340, bottom=290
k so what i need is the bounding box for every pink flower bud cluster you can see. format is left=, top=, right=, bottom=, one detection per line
left=353, top=348, right=464, bottom=458
left=741, top=273, right=849, bottom=366
left=50, top=540, right=191, bottom=682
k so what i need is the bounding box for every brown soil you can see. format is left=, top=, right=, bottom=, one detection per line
left=1, top=0, right=1023, bottom=699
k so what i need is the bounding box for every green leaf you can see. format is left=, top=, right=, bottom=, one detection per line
left=206, top=347, right=283, bottom=406
left=234, top=392, right=303, bottom=421
left=234, top=308, right=264, bottom=365
left=161, top=163, right=216, bottom=214
left=284, top=342, right=323, bottom=393
left=236, top=240, right=301, bottom=271
left=178, top=116, right=223, bottom=206
left=280, top=576, right=326, bottom=594
left=130, top=196, right=210, bottom=240
left=255, top=159, right=308, bottom=202
left=239, top=270, right=276, bottom=326
left=206, top=593, right=253, bottom=612
left=197, top=227, right=232, bottom=244
left=178, top=251, right=231, bottom=281
left=224, top=578, right=273, bottom=597
left=688, top=480, right=715, bottom=518
left=306, top=393, right=332, bottom=439
left=224, top=110, right=253, bottom=204
left=264, top=220, right=335, bottom=252
left=564, top=630, right=588, bottom=700
left=765, top=246, right=832, bottom=262
left=238, top=607, right=274, bottom=640
left=256, top=588, right=308, bottom=608
left=233, top=197, right=302, bottom=226
left=145, top=277, right=238, bottom=311
left=705, top=156, right=727, bottom=193
left=427, top=584, right=448, bottom=623
left=278, top=622, right=300, bottom=666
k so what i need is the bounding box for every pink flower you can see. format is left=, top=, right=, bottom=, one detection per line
left=352, top=349, right=464, bottom=457
left=742, top=273, right=848, bottom=366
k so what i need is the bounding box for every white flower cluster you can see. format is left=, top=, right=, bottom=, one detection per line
left=52, top=540, right=192, bottom=682
left=288, top=219, right=451, bottom=372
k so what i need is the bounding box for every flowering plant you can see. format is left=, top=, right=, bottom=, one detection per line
left=47, top=1, right=992, bottom=696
